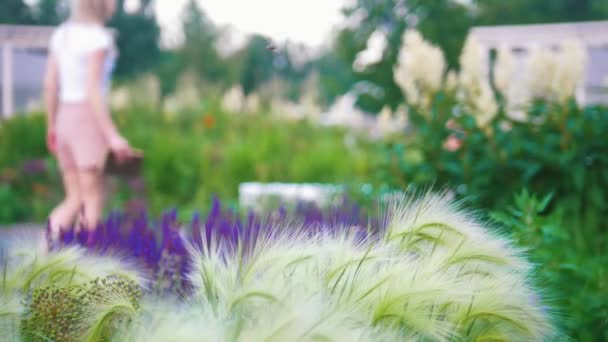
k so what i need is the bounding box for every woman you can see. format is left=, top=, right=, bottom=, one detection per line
left=44, top=0, right=136, bottom=245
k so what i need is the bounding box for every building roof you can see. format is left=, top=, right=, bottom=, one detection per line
left=0, top=24, right=56, bottom=49
left=470, top=21, right=608, bottom=49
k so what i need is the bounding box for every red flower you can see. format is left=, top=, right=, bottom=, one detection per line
left=203, top=114, right=216, bottom=129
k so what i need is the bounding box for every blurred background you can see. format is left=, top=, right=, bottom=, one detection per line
left=0, top=1, right=607, bottom=339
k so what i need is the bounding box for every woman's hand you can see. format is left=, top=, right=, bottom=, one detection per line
left=109, top=135, right=139, bottom=163
left=46, top=127, right=57, bottom=155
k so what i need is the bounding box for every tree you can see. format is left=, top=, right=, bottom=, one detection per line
left=108, top=0, right=161, bottom=79
left=239, top=35, right=276, bottom=95
left=333, top=0, right=471, bottom=112
left=31, top=0, right=69, bottom=25
left=313, top=49, right=355, bottom=106
left=0, top=0, right=34, bottom=24
left=178, top=0, right=226, bottom=83
left=330, top=0, right=607, bottom=113
left=472, top=0, right=608, bottom=25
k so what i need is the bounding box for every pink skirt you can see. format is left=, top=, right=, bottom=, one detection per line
left=55, top=102, right=109, bottom=171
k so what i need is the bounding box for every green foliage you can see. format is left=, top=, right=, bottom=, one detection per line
left=333, top=0, right=607, bottom=111
left=376, top=92, right=608, bottom=340
left=0, top=0, right=34, bottom=25
left=0, top=114, right=47, bottom=166
left=177, top=0, right=227, bottom=85
left=0, top=107, right=381, bottom=223
left=123, top=106, right=380, bottom=215
left=473, top=0, right=608, bottom=25
left=109, top=1, right=161, bottom=80
left=380, top=97, right=608, bottom=234
left=29, top=0, right=69, bottom=25
left=334, top=0, right=472, bottom=111
left=0, top=115, right=60, bottom=223
left=492, top=190, right=608, bottom=341
left=240, top=35, right=278, bottom=95
left=313, top=50, right=355, bottom=106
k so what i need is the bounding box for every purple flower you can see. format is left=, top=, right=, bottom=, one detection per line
left=55, top=196, right=383, bottom=294
left=127, top=177, right=146, bottom=192
left=21, top=159, right=47, bottom=175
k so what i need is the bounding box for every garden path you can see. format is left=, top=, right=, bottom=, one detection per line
left=0, top=223, right=46, bottom=248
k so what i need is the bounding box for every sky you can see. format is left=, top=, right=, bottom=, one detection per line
left=154, top=0, right=350, bottom=48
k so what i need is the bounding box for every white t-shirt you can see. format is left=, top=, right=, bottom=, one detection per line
left=49, top=22, right=116, bottom=103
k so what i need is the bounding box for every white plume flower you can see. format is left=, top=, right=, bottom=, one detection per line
left=354, top=29, right=388, bottom=72
left=458, top=36, right=498, bottom=127
left=372, top=106, right=409, bottom=138
left=445, top=70, right=458, bottom=93
left=527, top=39, right=587, bottom=103
left=221, top=85, right=245, bottom=113
left=244, top=92, right=260, bottom=114
left=394, top=30, right=447, bottom=108
left=494, top=45, right=516, bottom=98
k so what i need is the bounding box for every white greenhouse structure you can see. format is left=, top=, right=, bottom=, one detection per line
left=468, top=20, right=608, bottom=105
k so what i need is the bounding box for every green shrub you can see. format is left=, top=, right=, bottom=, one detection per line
left=0, top=106, right=381, bottom=223
left=492, top=190, right=608, bottom=341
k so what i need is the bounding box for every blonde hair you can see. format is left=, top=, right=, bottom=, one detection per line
left=72, top=0, right=114, bottom=23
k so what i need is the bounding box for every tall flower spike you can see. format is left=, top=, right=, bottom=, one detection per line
left=458, top=36, right=498, bottom=127
left=394, top=29, right=447, bottom=109
left=494, top=45, right=516, bottom=99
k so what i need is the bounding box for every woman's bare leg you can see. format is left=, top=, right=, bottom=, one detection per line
left=49, top=170, right=81, bottom=240
left=78, top=170, right=105, bottom=234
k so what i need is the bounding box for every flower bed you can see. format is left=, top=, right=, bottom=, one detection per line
left=1, top=193, right=558, bottom=341
left=55, top=197, right=379, bottom=293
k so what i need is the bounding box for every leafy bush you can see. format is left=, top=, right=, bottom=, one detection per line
left=0, top=114, right=62, bottom=223
left=492, top=190, right=608, bottom=341
left=381, top=97, right=608, bottom=217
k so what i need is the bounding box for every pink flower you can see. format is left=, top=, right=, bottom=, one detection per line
left=443, top=135, right=463, bottom=152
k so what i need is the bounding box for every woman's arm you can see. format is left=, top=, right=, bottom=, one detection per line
left=86, top=49, right=129, bottom=151
left=43, top=54, right=59, bottom=153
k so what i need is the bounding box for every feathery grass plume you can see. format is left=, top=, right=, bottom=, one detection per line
left=383, top=191, right=556, bottom=340
left=0, top=233, right=146, bottom=321
left=452, top=275, right=554, bottom=341
left=385, top=191, right=530, bottom=274
left=0, top=294, right=22, bottom=341
left=7, top=246, right=145, bottom=294
left=79, top=276, right=142, bottom=342
left=115, top=299, right=226, bottom=341
left=184, top=191, right=557, bottom=341
left=7, top=192, right=553, bottom=341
